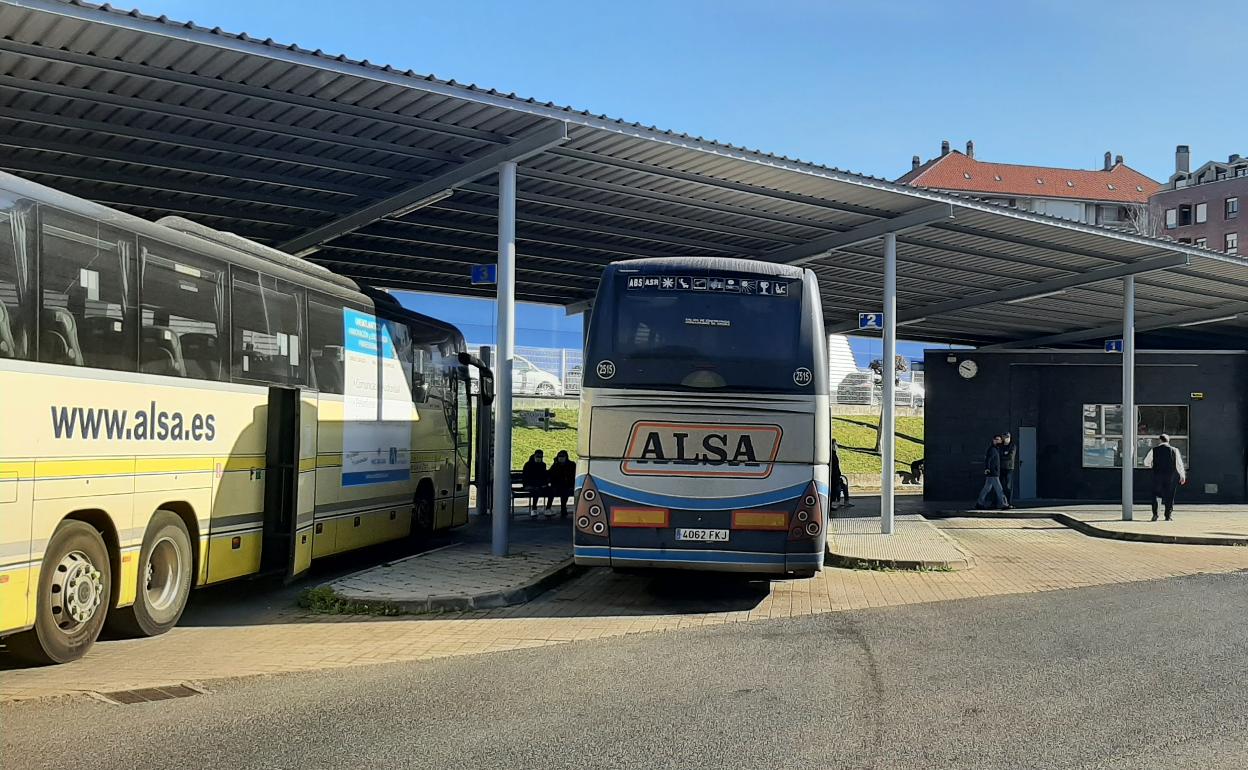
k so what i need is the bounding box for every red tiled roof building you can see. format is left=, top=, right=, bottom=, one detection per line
left=898, top=140, right=1161, bottom=229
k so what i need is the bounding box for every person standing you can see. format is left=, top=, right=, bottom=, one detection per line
left=548, top=450, right=576, bottom=518
left=976, top=435, right=1007, bottom=510
left=1143, top=434, right=1186, bottom=521
left=522, top=450, right=549, bottom=519
left=999, top=432, right=1017, bottom=509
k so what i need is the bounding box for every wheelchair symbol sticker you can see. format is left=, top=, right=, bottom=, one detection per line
left=793, top=367, right=812, bottom=386
left=596, top=360, right=617, bottom=380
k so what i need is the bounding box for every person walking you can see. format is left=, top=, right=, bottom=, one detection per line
left=1143, top=434, right=1186, bottom=521
left=521, top=450, right=549, bottom=519
left=548, top=450, right=576, bottom=518
left=976, top=435, right=1007, bottom=510
left=999, top=432, right=1017, bottom=509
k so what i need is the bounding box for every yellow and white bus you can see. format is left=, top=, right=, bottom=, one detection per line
left=0, top=172, right=472, bottom=664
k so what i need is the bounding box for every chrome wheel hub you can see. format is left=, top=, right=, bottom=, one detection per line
left=51, top=550, right=103, bottom=630
left=145, top=536, right=182, bottom=613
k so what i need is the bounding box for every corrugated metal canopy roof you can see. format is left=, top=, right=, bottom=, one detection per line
left=2, top=0, right=1247, bottom=348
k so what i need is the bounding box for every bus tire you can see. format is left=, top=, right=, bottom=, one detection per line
left=7, top=520, right=112, bottom=665
left=105, top=511, right=193, bottom=638
left=411, top=485, right=436, bottom=542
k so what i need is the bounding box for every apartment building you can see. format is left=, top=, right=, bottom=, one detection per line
left=1151, top=145, right=1246, bottom=255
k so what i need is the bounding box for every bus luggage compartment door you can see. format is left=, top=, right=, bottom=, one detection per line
left=261, top=385, right=309, bottom=580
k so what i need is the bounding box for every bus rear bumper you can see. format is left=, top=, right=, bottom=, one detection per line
left=574, top=545, right=823, bottom=575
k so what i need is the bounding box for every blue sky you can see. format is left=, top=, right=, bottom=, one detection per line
left=149, top=0, right=1242, bottom=363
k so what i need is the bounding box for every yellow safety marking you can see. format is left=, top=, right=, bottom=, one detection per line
left=133, top=456, right=216, bottom=474
left=299, top=457, right=317, bottom=473
left=35, top=458, right=135, bottom=478
left=221, top=455, right=266, bottom=473
left=316, top=455, right=343, bottom=469
left=0, top=461, right=34, bottom=476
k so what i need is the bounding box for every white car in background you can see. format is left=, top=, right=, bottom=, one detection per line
left=513, top=354, right=564, bottom=396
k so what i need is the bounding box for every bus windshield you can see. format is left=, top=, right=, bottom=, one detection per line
left=590, top=272, right=809, bottom=393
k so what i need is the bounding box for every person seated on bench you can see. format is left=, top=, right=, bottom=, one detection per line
left=521, top=450, right=550, bottom=519
left=548, top=450, right=576, bottom=518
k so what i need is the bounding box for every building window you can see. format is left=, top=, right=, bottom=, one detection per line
left=1227, top=197, right=1239, bottom=219
left=1083, top=404, right=1189, bottom=469
left=1227, top=232, right=1239, bottom=255
left=1195, top=237, right=1207, bottom=248
left=1195, top=202, right=1207, bottom=224
left=1164, top=208, right=1177, bottom=229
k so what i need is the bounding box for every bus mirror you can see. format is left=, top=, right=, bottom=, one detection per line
left=458, top=352, right=495, bottom=405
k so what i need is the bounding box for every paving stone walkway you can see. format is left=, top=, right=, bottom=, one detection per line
left=327, top=535, right=572, bottom=611
left=5, top=514, right=1248, bottom=702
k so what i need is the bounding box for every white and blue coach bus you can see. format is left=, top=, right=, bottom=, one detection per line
left=573, top=258, right=830, bottom=577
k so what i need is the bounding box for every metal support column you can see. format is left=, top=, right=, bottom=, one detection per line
left=1122, top=276, right=1136, bottom=521
left=491, top=162, right=517, bottom=556
left=881, top=232, right=897, bottom=535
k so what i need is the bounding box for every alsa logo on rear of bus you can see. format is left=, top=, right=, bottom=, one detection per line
left=620, top=421, right=782, bottom=479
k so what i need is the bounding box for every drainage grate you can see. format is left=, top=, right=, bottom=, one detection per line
left=94, top=684, right=205, bottom=705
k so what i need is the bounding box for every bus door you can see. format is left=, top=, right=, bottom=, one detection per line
left=452, top=366, right=473, bottom=526
left=261, top=385, right=312, bottom=580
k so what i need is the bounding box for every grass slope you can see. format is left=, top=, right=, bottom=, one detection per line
left=512, top=408, right=579, bottom=467
left=833, top=414, right=924, bottom=474
left=508, top=408, right=923, bottom=476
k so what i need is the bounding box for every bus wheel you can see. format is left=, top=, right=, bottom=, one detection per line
left=105, top=512, right=193, bottom=638
left=7, top=521, right=112, bottom=665
left=411, top=486, right=436, bottom=542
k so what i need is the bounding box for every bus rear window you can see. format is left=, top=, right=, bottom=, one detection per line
left=594, top=278, right=806, bottom=392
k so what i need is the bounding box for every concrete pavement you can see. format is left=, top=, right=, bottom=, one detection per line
left=5, top=514, right=1248, bottom=701
left=5, top=571, right=1248, bottom=769
left=827, top=498, right=975, bottom=570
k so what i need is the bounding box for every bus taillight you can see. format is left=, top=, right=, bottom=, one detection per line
left=788, top=481, right=823, bottom=541
left=575, top=477, right=608, bottom=537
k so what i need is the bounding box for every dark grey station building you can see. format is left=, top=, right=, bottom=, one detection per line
left=924, top=349, right=1248, bottom=504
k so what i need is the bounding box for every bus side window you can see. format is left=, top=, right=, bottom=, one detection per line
left=139, top=239, right=227, bottom=380
left=383, top=318, right=416, bottom=402
left=0, top=198, right=36, bottom=361
left=231, top=268, right=305, bottom=386
left=308, top=298, right=345, bottom=395
left=39, top=207, right=137, bottom=371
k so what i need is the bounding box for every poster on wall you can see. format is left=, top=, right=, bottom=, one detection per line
left=342, top=308, right=412, bottom=486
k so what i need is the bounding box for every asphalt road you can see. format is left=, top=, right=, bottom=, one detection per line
left=5, top=571, right=1248, bottom=770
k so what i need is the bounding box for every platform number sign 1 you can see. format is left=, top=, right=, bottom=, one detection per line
left=1105, top=339, right=1124, bottom=353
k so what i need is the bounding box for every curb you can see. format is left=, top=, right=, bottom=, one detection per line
left=824, top=523, right=976, bottom=571
left=926, top=510, right=1053, bottom=520
left=1050, top=513, right=1248, bottom=547
left=327, top=558, right=584, bottom=615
